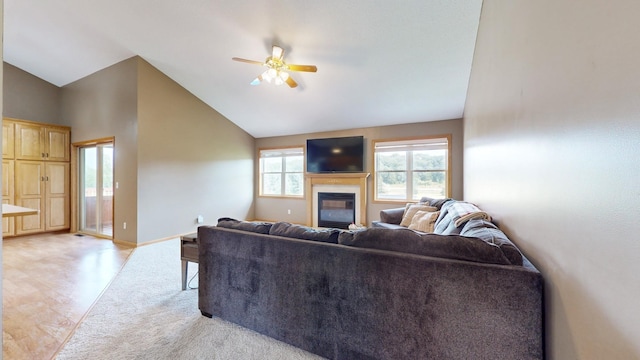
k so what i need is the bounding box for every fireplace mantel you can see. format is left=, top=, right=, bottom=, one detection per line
left=305, top=173, right=370, bottom=227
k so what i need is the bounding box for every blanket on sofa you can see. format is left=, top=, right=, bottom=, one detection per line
left=434, top=200, right=491, bottom=234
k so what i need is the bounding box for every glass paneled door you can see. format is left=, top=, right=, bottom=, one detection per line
left=79, top=142, right=114, bottom=237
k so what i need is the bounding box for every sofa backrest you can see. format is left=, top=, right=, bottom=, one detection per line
left=338, top=227, right=517, bottom=265
left=215, top=216, right=523, bottom=266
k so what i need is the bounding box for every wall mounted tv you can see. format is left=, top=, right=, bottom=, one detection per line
left=306, top=136, right=364, bottom=173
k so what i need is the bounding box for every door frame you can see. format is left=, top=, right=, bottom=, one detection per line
left=71, top=136, right=115, bottom=239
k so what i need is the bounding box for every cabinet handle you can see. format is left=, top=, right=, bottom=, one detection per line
left=46, top=176, right=49, bottom=181
left=41, top=176, right=44, bottom=181
left=42, top=153, right=45, bottom=158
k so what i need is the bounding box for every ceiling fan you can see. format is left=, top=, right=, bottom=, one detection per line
left=232, top=45, right=317, bottom=88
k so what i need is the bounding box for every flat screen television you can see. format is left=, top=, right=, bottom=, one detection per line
left=306, top=136, right=364, bottom=173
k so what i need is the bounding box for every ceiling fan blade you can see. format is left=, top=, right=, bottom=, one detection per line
left=250, top=73, right=265, bottom=86
left=232, top=57, right=264, bottom=65
left=287, top=64, right=318, bottom=72
left=285, top=76, right=298, bottom=88
left=272, top=45, right=284, bottom=60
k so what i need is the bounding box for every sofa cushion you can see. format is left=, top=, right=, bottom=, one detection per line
left=379, top=207, right=405, bottom=225
left=269, top=222, right=340, bottom=244
left=399, top=203, right=438, bottom=227
left=460, top=219, right=523, bottom=266
left=371, top=221, right=406, bottom=230
left=339, top=227, right=513, bottom=265
left=407, top=210, right=440, bottom=233
left=216, top=217, right=273, bottom=234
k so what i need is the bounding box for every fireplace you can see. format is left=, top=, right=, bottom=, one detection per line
left=317, top=192, right=355, bottom=229
left=305, top=172, right=369, bottom=228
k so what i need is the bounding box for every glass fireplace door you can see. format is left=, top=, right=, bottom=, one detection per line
left=317, top=192, right=356, bottom=229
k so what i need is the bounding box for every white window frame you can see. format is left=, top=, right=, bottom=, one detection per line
left=373, top=135, right=451, bottom=202
left=259, top=147, right=305, bottom=198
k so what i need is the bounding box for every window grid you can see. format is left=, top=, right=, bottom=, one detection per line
left=259, top=147, right=304, bottom=197
left=374, top=137, right=450, bottom=201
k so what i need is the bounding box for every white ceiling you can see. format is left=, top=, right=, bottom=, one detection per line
left=4, top=0, right=483, bottom=138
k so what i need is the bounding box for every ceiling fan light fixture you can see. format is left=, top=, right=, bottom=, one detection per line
left=272, top=45, right=284, bottom=60
left=274, top=71, right=289, bottom=86
left=232, top=45, right=316, bottom=88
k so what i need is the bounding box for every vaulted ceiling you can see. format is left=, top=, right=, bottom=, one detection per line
left=4, top=0, right=482, bottom=138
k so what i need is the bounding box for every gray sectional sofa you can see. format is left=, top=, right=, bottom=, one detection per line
left=198, top=199, right=543, bottom=359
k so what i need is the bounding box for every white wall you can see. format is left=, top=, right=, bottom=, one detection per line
left=464, top=1, right=640, bottom=358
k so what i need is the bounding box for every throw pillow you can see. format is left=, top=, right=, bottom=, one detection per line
left=403, top=201, right=428, bottom=212
left=400, top=204, right=438, bottom=227
left=408, top=210, right=440, bottom=233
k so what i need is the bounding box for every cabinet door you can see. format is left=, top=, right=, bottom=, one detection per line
left=2, top=120, right=15, bottom=159
left=15, top=123, right=44, bottom=160
left=15, top=161, right=45, bottom=234
left=2, top=160, right=15, bottom=236
left=2, top=199, right=16, bottom=236
left=45, top=162, right=70, bottom=230
left=45, top=127, right=70, bottom=162
left=2, top=159, right=14, bottom=199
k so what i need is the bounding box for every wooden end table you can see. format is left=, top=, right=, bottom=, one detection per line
left=180, top=233, right=198, bottom=290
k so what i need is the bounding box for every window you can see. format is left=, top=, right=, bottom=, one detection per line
left=259, top=147, right=304, bottom=197
left=374, top=136, right=450, bottom=201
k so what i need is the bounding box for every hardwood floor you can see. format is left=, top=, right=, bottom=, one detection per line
left=2, top=232, right=134, bottom=360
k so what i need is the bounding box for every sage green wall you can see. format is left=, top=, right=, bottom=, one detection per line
left=61, top=57, right=139, bottom=244
left=254, top=119, right=463, bottom=225
left=137, top=59, right=255, bottom=242
left=464, top=1, right=640, bottom=358
left=3, top=62, right=62, bottom=124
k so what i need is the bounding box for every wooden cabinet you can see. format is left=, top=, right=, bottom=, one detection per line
left=15, top=122, right=70, bottom=162
left=2, top=159, right=15, bottom=236
left=14, top=160, right=45, bottom=234
left=3, top=118, right=71, bottom=236
left=3, top=120, right=15, bottom=158
left=14, top=161, right=70, bottom=235
left=45, top=162, right=70, bottom=230
left=45, top=127, right=71, bottom=161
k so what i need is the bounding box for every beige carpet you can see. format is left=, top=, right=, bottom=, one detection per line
left=55, top=239, right=324, bottom=360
